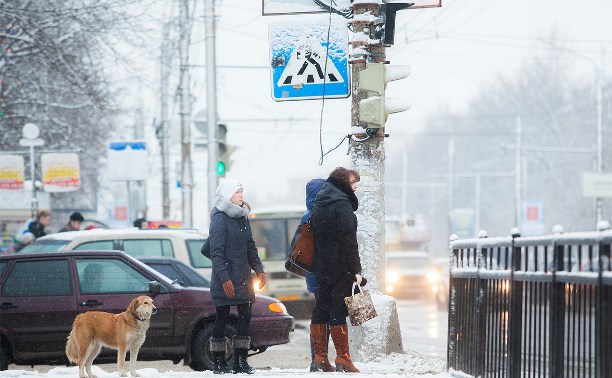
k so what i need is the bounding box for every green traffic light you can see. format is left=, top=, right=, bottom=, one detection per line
left=216, top=161, right=226, bottom=176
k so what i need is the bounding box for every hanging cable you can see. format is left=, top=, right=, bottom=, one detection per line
left=317, top=1, right=334, bottom=165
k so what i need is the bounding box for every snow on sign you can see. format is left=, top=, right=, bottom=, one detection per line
left=108, top=141, right=148, bottom=181
left=262, top=0, right=442, bottom=16
left=269, top=15, right=349, bottom=101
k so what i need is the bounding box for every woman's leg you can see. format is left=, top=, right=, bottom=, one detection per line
left=310, top=283, right=334, bottom=372
left=328, top=276, right=359, bottom=372
left=233, top=302, right=255, bottom=374
left=213, top=305, right=231, bottom=338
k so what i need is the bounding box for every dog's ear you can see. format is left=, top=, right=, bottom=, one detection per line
left=130, top=297, right=140, bottom=312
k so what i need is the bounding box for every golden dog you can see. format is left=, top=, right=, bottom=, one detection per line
left=65, top=296, right=157, bottom=378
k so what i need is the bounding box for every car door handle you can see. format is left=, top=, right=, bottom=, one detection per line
left=0, top=302, right=17, bottom=309
left=80, top=300, right=103, bottom=307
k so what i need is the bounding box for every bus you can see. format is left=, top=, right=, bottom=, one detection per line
left=248, top=205, right=314, bottom=307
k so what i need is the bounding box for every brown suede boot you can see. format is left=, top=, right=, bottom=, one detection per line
left=310, top=324, right=335, bottom=372
left=330, top=324, right=360, bottom=373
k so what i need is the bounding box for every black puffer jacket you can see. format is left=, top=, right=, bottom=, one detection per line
left=209, top=206, right=264, bottom=307
left=312, top=177, right=362, bottom=286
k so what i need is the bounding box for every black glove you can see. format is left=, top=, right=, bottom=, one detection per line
left=353, top=274, right=367, bottom=287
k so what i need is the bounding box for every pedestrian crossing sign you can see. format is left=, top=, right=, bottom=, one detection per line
left=269, top=15, right=349, bottom=101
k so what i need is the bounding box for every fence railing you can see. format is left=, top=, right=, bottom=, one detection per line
left=447, top=226, right=612, bottom=377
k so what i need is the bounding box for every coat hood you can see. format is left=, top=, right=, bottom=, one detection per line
left=315, top=176, right=358, bottom=211
left=305, top=179, right=326, bottom=211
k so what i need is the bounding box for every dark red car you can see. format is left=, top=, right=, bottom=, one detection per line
left=0, top=251, right=294, bottom=371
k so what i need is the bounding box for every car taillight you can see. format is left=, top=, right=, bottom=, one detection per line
left=268, top=302, right=287, bottom=314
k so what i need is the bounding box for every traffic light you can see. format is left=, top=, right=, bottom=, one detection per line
left=216, top=123, right=227, bottom=176
left=358, top=63, right=411, bottom=129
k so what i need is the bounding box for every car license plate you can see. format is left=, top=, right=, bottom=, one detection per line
left=278, top=295, right=301, bottom=301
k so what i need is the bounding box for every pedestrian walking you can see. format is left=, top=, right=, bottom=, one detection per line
left=27, top=210, right=51, bottom=239
left=208, top=179, right=266, bottom=374
left=310, top=167, right=362, bottom=373
left=298, top=178, right=328, bottom=372
left=58, top=212, right=84, bottom=232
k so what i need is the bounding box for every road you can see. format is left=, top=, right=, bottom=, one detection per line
left=8, top=298, right=448, bottom=373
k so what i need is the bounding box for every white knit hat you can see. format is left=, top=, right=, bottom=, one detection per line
left=216, top=179, right=242, bottom=200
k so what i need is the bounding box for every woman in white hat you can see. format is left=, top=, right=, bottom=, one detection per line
left=207, top=179, right=266, bottom=374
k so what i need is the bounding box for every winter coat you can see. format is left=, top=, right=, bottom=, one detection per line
left=209, top=199, right=264, bottom=307
left=312, top=176, right=362, bottom=286
left=301, top=179, right=326, bottom=293
left=28, top=221, right=46, bottom=239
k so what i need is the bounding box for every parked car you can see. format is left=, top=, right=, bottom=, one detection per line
left=0, top=250, right=294, bottom=371
left=384, top=251, right=440, bottom=300
left=136, top=256, right=211, bottom=288
left=17, top=228, right=212, bottom=279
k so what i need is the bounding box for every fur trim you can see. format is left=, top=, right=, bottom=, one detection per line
left=214, top=196, right=250, bottom=218
left=232, top=335, right=251, bottom=350
left=210, top=337, right=228, bottom=352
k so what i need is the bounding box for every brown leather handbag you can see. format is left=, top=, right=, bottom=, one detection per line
left=285, top=217, right=315, bottom=277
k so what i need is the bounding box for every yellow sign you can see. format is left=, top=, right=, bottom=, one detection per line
left=41, top=153, right=81, bottom=192
left=0, top=155, right=25, bottom=191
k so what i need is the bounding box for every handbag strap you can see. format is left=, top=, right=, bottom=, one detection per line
left=352, top=282, right=358, bottom=298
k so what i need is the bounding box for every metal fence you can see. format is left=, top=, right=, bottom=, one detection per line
left=447, top=227, right=612, bottom=378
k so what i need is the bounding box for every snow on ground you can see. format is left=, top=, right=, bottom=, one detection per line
left=0, top=350, right=453, bottom=378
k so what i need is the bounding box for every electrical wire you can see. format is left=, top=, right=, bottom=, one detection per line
left=317, top=1, right=334, bottom=165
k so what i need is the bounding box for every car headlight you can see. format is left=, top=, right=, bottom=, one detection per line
left=253, top=281, right=264, bottom=292
left=426, top=270, right=440, bottom=283
left=386, top=270, right=399, bottom=284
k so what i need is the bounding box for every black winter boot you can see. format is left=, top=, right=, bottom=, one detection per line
left=232, top=335, right=255, bottom=374
left=210, top=337, right=232, bottom=374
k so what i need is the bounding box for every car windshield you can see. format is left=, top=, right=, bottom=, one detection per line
left=386, top=255, right=432, bottom=270
left=19, top=240, right=69, bottom=253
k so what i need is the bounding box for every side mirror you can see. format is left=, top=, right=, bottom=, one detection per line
left=149, top=281, right=161, bottom=294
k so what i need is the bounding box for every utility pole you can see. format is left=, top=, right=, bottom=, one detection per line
left=204, top=0, right=219, bottom=212
left=348, top=1, right=403, bottom=358
left=160, top=21, right=171, bottom=219
left=179, top=0, right=193, bottom=227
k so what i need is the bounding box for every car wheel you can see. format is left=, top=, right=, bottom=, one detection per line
left=0, top=341, right=9, bottom=371
left=189, top=323, right=236, bottom=371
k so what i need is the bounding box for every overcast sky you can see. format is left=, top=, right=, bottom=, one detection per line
left=136, top=0, right=612, bottom=225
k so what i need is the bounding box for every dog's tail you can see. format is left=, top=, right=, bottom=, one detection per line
left=65, top=329, right=80, bottom=364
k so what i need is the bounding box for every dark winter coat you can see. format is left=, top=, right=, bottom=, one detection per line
left=209, top=202, right=264, bottom=307
left=312, top=176, right=362, bottom=286
left=28, top=221, right=46, bottom=239
left=301, top=179, right=326, bottom=293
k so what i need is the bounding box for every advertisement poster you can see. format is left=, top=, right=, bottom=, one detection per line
left=0, top=155, right=25, bottom=191
left=41, top=153, right=81, bottom=192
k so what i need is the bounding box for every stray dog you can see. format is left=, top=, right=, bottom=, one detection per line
left=65, top=295, right=157, bottom=378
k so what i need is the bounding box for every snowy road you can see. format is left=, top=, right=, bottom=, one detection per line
left=2, top=298, right=451, bottom=377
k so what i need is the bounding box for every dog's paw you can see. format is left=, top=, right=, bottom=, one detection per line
left=119, top=372, right=127, bottom=377
left=131, top=372, right=141, bottom=377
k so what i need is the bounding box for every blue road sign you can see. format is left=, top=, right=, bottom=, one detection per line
left=269, top=15, right=349, bottom=101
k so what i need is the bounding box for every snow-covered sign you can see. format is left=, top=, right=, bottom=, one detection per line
left=262, top=0, right=442, bottom=16
left=41, top=153, right=81, bottom=192
left=108, top=141, right=148, bottom=181
left=0, top=155, right=25, bottom=191
left=262, top=0, right=351, bottom=16
left=269, top=15, right=349, bottom=101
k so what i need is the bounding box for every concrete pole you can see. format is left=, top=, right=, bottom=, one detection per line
left=179, top=0, right=193, bottom=227
left=160, top=22, right=171, bottom=219
left=595, top=65, right=603, bottom=223
left=348, top=1, right=402, bottom=359
left=515, top=115, right=522, bottom=228
left=205, top=0, right=219, bottom=214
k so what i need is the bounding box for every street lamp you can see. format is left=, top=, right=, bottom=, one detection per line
left=19, top=123, right=44, bottom=218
